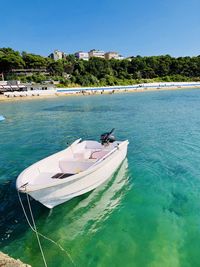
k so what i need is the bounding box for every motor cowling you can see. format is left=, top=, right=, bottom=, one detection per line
left=100, top=128, right=116, bottom=145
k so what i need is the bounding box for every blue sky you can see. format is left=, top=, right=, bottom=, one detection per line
left=1, top=0, right=200, bottom=57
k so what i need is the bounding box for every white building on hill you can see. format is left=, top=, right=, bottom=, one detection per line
left=105, top=52, right=124, bottom=60
left=89, top=49, right=105, bottom=59
left=75, top=51, right=89, bottom=60
left=48, top=50, right=67, bottom=61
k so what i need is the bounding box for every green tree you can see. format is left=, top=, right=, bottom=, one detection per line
left=47, top=60, right=64, bottom=76
left=22, top=52, right=47, bottom=68
left=0, top=47, right=25, bottom=73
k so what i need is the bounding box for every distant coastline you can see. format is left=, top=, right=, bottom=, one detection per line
left=1, top=82, right=200, bottom=102
left=0, top=48, right=200, bottom=90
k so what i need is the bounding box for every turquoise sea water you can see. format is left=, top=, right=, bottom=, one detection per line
left=1, top=89, right=200, bottom=267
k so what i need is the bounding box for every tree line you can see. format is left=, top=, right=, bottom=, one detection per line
left=0, top=47, right=200, bottom=86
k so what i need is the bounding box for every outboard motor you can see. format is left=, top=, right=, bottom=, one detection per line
left=100, top=128, right=116, bottom=145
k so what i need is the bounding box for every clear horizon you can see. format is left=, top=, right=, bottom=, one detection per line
left=1, top=0, right=200, bottom=57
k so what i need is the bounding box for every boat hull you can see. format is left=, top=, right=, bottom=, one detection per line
left=29, top=142, right=128, bottom=208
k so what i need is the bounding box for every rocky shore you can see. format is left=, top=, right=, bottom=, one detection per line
left=0, top=252, right=31, bottom=267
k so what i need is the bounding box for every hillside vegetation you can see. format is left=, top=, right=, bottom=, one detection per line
left=0, top=48, right=200, bottom=87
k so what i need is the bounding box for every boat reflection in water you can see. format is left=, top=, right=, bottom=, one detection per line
left=56, top=158, right=130, bottom=240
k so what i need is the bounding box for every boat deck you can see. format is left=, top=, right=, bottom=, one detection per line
left=18, top=141, right=122, bottom=188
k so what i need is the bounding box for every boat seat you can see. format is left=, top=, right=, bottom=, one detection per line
left=89, top=150, right=108, bottom=159
left=59, top=159, right=93, bottom=174
left=73, top=150, right=91, bottom=160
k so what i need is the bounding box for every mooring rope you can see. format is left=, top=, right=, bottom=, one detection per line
left=17, top=190, right=75, bottom=266
left=17, top=190, right=47, bottom=267
left=26, top=192, right=48, bottom=266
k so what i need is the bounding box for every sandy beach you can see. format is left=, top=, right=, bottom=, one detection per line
left=0, top=84, right=200, bottom=103
left=0, top=94, right=58, bottom=102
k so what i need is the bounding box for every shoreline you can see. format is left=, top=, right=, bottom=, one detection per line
left=0, top=85, right=200, bottom=103
left=0, top=251, right=31, bottom=266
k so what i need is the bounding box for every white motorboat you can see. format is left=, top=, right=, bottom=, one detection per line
left=16, top=129, right=129, bottom=208
left=0, top=115, right=5, bottom=121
